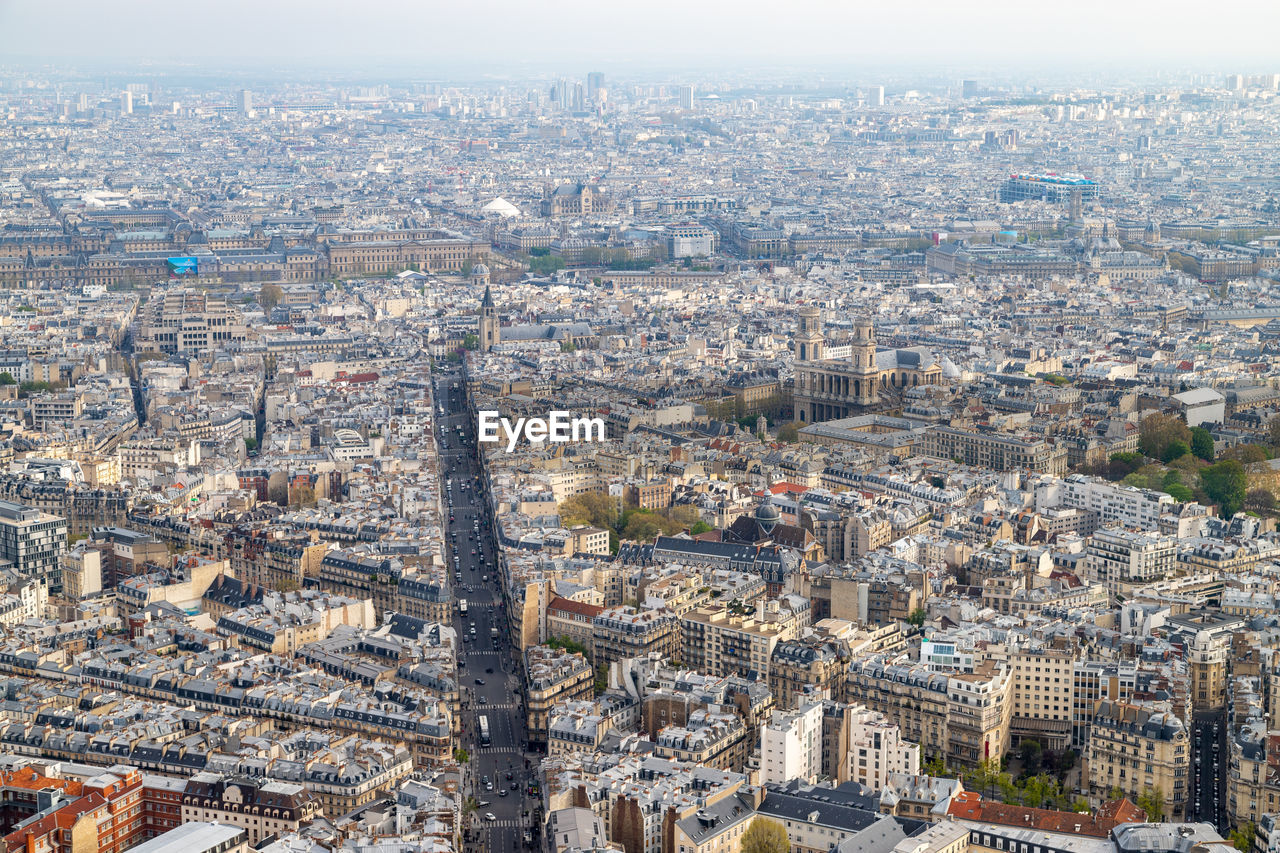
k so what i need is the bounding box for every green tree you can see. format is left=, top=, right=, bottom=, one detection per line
left=775, top=422, right=801, bottom=443
left=1224, top=444, right=1272, bottom=464
left=906, top=607, right=926, bottom=628
left=1137, top=787, right=1166, bottom=822
left=593, top=663, right=608, bottom=695
left=1229, top=822, right=1256, bottom=853
left=1139, top=413, right=1191, bottom=461
left=923, top=754, right=951, bottom=777
left=547, top=636, right=589, bottom=657
left=1202, top=459, right=1248, bottom=517
left=1190, top=427, right=1215, bottom=461
left=244, top=437, right=258, bottom=452
left=741, top=818, right=790, bottom=853
left=1246, top=488, right=1277, bottom=514
left=0, top=372, right=14, bottom=386
left=666, top=505, right=702, bottom=530
left=463, top=333, right=480, bottom=350
left=1160, top=470, right=1194, bottom=502
left=454, top=747, right=470, bottom=763
left=1161, top=439, right=1190, bottom=463
left=621, top=512, right=664, bottom=542
left=1019, top=739, right=1043, bottom=774
left=529, top=254, right=566, bottom=275
left=1107, top=452, right=1144, bottom=481
left=558, top=491, right=619, bottom=530
left=259, top=283, right=283, bottom=308
left=690, top=521, right=713, bottom=535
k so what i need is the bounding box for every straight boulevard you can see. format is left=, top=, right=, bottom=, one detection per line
left=434, top=370, right=535, bottom=853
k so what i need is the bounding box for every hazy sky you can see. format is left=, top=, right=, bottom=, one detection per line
left=2, top=0, right=1279, bottom=77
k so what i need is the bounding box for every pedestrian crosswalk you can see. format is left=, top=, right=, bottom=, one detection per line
left=478, top=819, right=522, bottom=828
left=474, top=702, right=517, bottom=711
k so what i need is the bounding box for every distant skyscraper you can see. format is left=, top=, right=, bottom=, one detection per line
left=587, top=71, right=605, bottom=101
left=120, top=90, right=132, bottom=114
left=77, top=93, right=88, bottom=113
left=870, top=85, right=885, bottom=106
left=962, top=79, right=978, bottom=99
left=239, top=89, right=253, bottom=115
left=573, top=82, right=585, bottom=111
left=678, top=84, right=694, bottom=110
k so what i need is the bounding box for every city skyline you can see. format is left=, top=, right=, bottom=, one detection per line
left=3, top=0, right=1280, bottom=74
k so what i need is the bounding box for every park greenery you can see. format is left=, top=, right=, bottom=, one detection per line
left=557, top=491, right=710, bottom=551
left=1082, top=411, right=1275, bottom=518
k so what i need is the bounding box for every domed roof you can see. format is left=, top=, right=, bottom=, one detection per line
left=472, top=263, right=489, bottom=275
left=756, top=501, right=780, bottom=533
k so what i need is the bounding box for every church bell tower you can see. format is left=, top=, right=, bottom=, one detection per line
left=479, top=285, right=499, bottom=352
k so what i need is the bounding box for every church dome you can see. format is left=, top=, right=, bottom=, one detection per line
left=471, top=263, right=489, bottom=276
left=756, top=501, right=780, bottom=534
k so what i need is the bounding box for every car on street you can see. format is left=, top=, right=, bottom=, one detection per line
left=485, top=813, right=497, bottom=822
left=486, top=667, right=494, bottom=674
left=499, top=789, right=508, bottom=797
left=475, top=678, right=485, bottom=685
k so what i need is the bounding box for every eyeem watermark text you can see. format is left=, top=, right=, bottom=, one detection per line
left=478, top=410, right=606, bottom=452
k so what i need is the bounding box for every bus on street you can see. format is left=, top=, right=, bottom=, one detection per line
left=478, top=714, right=491, bottom=747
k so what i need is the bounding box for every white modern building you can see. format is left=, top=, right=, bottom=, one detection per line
left=760, top=700, right=823, bottom=785
left=1087, top=527, right=1178, bottom=597
left=848, top=707, right=920, bottom=791
left=1172, top=388, right=1226, bottom=427
left=1037, top=474, right=1173, bottom=533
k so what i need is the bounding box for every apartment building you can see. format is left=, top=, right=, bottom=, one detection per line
left=526, top=644, right=595, bottom=747
left=1228, top=731, right=1280, bottom=827
left=1087, top=528, right=1177, bottom=599
left=846, top=660, right=949, bottom=765
left=761, top=700, right=824, bottom=785
left=947, top=665, right=1014, bottom=767
left=135, top=289, right=248, bottom=356
left=1038, top=475, right=1173, bottom=534
left=847, top=707, right=920, bottom=792
left=681, top=602, right=802, bottom=681
left=547, top=596, right=604, bottom=653
left=923, top=427, right=1068, bottom=476
left=179, top=773, right=320, bottom=845
left=1072, top=662, right=1136, bottom=747
left=591, top=606, right=679, bottom=667
left=623, top=478, right=673, bottom=511
left=223, top=528, right=328, bottom=591
left=768, top=637, right=848, bottom=708
left=1006, top=648, right=1076, bottom=751
left=654, top=709, right=749, bottom=771
left=1083, top=700, right=1189, bottom=822
left=0, top=499, right=67, bottom=591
